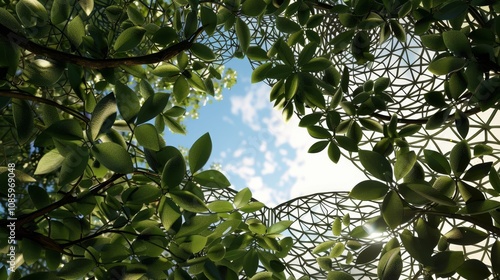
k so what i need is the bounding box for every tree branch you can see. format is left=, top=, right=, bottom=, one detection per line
left=0, top=23, right=204, bottom=69
left=0, top=89, right=90, bottom=123
left=371, top=106, right=482, bottom=125
left=422, top=210, right=500, bottom=236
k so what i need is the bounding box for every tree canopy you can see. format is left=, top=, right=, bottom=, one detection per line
left=1, top=0, right=500, bottom=279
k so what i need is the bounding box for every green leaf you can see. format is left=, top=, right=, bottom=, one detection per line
left=114, top=26, right=146, bottom=52
left=421, top=34, right=446, bottom=51
left=457, top=259, right=491, bottom=280
left=327, top=271, right=355, bottom=280
left=382, top=190, right=403, bottom=229
left=50, top=0, right=70, bottom=24
left=79, top=0, right=94, bottom=16
left=208, top=244, right=226, bottom=261
left=429, top=251, right=464, bottom=275
left=442, top=30, right=471, bottom=57
left=161, top=149, right=185, bottom=189
left=328, top=141, right=341, bottom=163
left=234, top=187, right=252, bottom=208
left=89, top=93, right=116, bottom=140
left=424, top=149, right=451, bottom=174
left=191, top=43, right=216, bottom=61
left=308, top=141, right=329, bottom=153
left=179, top=235, right=208, bottom=254
left=170, top=190, right=207, bottom=212
left=22, top=239, right=42, bottom=265
left=127, top=5, right=145, bottom=25
left=115, top=82, right=140, bottom=123
left=350, top=180, right=389, bottom=200
left=60, top=146, right=89, bottom=186
left=34, top=149, right=64, bottom=175
left=312, top=241, right=336, bottom=254
left=241, top=0, right=266, bottom=16
left=200, top=6, right=217, bottom=35
left=45, top=119, right=83, bottom=140
left=474, top=144, right=493, bottom=157
left=457, top=199, right=500, bottom=214
left=454, top=110, right=469, bottom=138
left=189, top=133, right=212, bottom=173
left=235, top=17, right=250, bottom=53
left=428, top=56, right=466, bottom=75
left=307, top=126, right=331, bottom=139
left=57, top=259, right=94, bottom=279
left=450, top=140, right=470, bottom=175
left=299, top=112, right=322, bottom=127
left=462, top=162, right=492, bottom=181
left=330, top=242, right=345, bottom=258
left=426, top=108, right=451, bottom=130
left=317, top=257, right=332, bottom=270
left=297, top=42, right=318, bottom=66
left=240, top=201, right=265, bottom=213
left=399, top=124, right=421, bottom=137
left=434, top=1, right=468, bottom=20
left=135, top=124, right=162, bottom=151
left=356, top=243, right=382, bottom=264
left=251, top=62, right=273, bottom=83
left=176, top=214, right=218, bottom=238
left=16, top=0, right=48, bottom=27
left=390, top=19, right=406, bottom=43
left=444, top=227, right=488, bottom=245
left=24, top=58, right=64, bottom=87
left=489, top=167, right=500, bottom=192
left=492, top=241, right=500, bottom=275
left=163, top=115, right=186, bottom=134
left=173, top=76, right=190, bottom=102
left=377, top=248, right=402, bottom=280
left=246, top=46, right=269, bottom=61
left=194, top=170, right=231, bottom=188
left=159, top=197, right=181, bottom=231
left=92, top=142, right=134, bottom=173
left=407, top=183, right=456, bottom=206
left=301, top=57, right=332, bottom=72
left=394, top=151, right=417, bottom=181
left=268, top=220, right=293, bottom=235
left=67, top=15, right=85, bottom=47
left=207, top=200, right=234, bottom=212
left=0, top=7, right=22, bottom=32
left=276, top=17, right=301, bottom=33
left=12, top=99, right=35, bottom=144
left=28, top=185, right=51, bottom=209
left=136, top=92, right=170, bottom=124
left=358, top=150, right=392, bottom=181
left=332, top=217, right=342, bottom=236
left=285, top=73, right=299, bottom=99
left=424, top=91, right=446, bottom=108
left=152, top=64, right=180, bottom=78
left=126, top=185, right=161, bottom=204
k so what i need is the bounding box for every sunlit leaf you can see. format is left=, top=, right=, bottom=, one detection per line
left=377, top=248, right=402, bottom=280
left=356, top=243, right=382, bottom=264
left=170, top=190, right=207, bottom=213
left=92, top=142, right=133, bottom=173
left=350, top=180, right=389, bottom=200
left=382, top=190, right=403, bottom=229
left=189, top=133, right=212, bottom=173
left=450, top=140, right=470, bottom=175
left=113, top=26, right=146, bottom=52
left=194, top=170, right=231, bottom=188
left=358, top=150, right=392, bottom=181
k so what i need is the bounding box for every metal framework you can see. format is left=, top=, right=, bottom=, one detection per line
left=206, top=188, right=498, bottom=279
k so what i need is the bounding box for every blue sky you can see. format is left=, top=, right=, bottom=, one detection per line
left=167, top=59, right=366, bottom=206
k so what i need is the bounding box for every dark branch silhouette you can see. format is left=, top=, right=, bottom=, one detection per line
left=0, top=23, right=204, bottom=69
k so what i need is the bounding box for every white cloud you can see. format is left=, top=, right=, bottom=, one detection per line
left=227, top=83, right=366, bottom=206
left=230, top=84, right=270, bottom=130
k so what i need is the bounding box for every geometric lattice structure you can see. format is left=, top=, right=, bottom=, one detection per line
left=206, top=188, right=498, bottom=279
